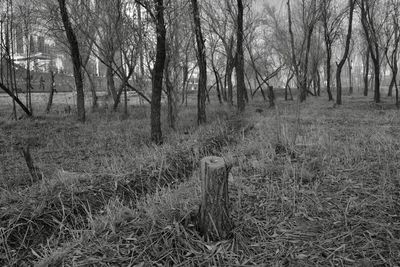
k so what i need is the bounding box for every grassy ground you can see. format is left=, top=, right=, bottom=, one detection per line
left=1, top=94, right=400, bottom=266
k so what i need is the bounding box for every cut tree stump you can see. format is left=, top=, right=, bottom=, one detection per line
left=198, top=156, right=233, bottom=240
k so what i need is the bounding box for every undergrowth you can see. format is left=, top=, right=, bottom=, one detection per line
left=1, top=96, right=400, bottom=266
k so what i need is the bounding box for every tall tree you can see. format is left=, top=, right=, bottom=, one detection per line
left=287, top=0, right=319, bottom=102
left=57, top=0, right=85, bottom=122
left=151, top=0, right=167, bottom=144
left=360, top=0, right=385, bottom=103
left=320, top=0, right=344, bottom=101
left=191, top=0, right=207, bottom=124
left=335, top=0, right=355, bottom=105
left=236, top=0, right=246, bottom=112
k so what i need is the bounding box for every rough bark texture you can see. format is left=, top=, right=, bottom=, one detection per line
left=335, top=0, right=355, bottom=105
left=151, top=0, right=166, bottom=144
left=191, top=0, right=207, bottom=125
left=58, top=0, right=85, bottom=122
left=236, top=0, right=245, bottom=112
left=198, top=156, right=233, bottom=241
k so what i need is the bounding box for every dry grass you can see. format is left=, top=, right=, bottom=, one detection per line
left=1, top=95, right=400, bottom=266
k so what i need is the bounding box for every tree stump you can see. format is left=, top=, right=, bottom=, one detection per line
left=198, top=156, right=232, bottom=240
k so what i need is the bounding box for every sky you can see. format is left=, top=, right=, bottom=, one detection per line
left=254, top=0, right=285, bottom=12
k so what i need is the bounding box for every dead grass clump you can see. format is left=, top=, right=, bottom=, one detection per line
left=0, top=109, right=242, bottom=265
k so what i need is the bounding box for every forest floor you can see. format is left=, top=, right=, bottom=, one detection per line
left=1, top=94, right=400, bottom=266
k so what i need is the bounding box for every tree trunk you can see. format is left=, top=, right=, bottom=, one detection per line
left=287, top=0, right=301, bottom=102
left=348, top=58, right=353, bottom=95
left=285, top=72, right=294, bottom=101
left=58, top=0, right=85, bottom=122
left=106, top=63, right=117, bottom=101
left=236, top=0, right=245, bottom=112
left=191, top=0, right=207, bottom=125
left=363, top=49, right=370, bottom=96
left=45, top=71, right=56, bottom=113
left=225, top=63, right=234, bottom=105
left=0, top=82, right=32, bottom=116
left=373, top=54, right=380, bottom=103
left=165, top=58, right=177, bottom=130
left=198, top=156, right=233, bottom=241
left=395, top=80, right=399, bottom=108
left=267, top=85, right=275, bottom=108
left=336, top=0, right=355, bottom=105
left=300, top=24, right=315, bottom=102
left=388, top=54, right=398, bottom=97
left=151, top=0, right=166, bottom=144
left=324, top=28, right=333, bottom=101
left=181, top=58, right=189, bottom=104
left=212, top=66, right=222, bottom=104
left=83, top=65, right=97, bottom=110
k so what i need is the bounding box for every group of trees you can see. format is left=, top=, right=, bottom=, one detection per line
left=1, top=0, right=400, bottom=144
left=276, top=0, right=400, bottom=105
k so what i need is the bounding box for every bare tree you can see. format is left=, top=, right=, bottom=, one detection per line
left=57, top=0, right=85, bottom=122
left=191, top=0, right=207, bottom=125
left=383, top=0, right=400, bottom=105
left=287, top=0, right=319, bottom=102
left=236, top=0, right=245, bottom=112
left=150, top=0, right=166, bottom=144
left=359, top=0, right=388, bottom=103
left=320, top=0, right=345, bottom=101
left=335, top=0, right=355, bottom=105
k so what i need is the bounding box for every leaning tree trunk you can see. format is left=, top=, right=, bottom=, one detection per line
left=0, top=82, right=32, bottom=116
left=151, top=0, right=166, bottom=144
left=58, top=0, right=85, bottom=122
left=191, top=0, right=207, bottom=125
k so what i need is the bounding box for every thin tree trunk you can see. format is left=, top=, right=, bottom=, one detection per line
left=106, top=63, right=117, bottom=101
left=225, top=63, right=234, bottom=105
left=0, top=82, right=32, bottom=116
left=363, top=49, right=370, bottom=96
left=46, top=70, right=56, bottom=113
left=191, top=0, right=207, bottom=125
left=236, top=0, right=245, bottom=112
left=348, top=57, right=353, bottom=95
left=151, top=0, right=166, bottom=144
left=336, top=0, right=355, bottom=105
left=58, top=0, right=85, bottom=122
left=287, top=0, right=301, bottom=101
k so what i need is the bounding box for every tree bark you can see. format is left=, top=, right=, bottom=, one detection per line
left=236, top=0, right=245, bottom=112
left=363, top=48, right=370, bottom=96
left=151, top=0, right=166, bottom=144
left=45, top=70, right=56, bottom=113
left=191, top=0, right=207, bottom=125
left=335, top=0, right=355, bottom=105
left=348, top=57, right=353, bottom=95
left=360, top=0, right=381, bottom=103
left=198, top=156, right=233, bottom=241
left=58, top=0, right=85, bottom=122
